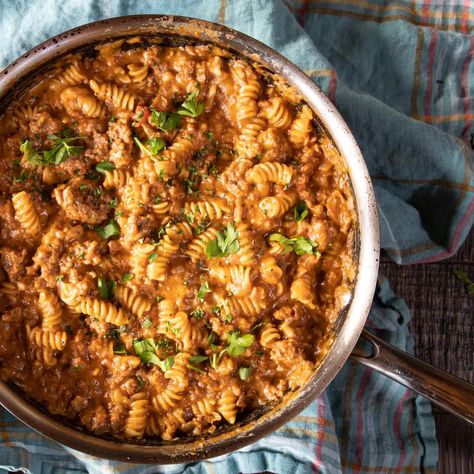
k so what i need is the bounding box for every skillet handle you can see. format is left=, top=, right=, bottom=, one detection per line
left=350, top=329, right=474, bottom=424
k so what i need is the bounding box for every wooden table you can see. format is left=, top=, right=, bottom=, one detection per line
left=380, top=229, right=473, bottom=474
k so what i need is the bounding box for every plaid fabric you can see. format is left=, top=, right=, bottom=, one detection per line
left=1, top=0, right=473, bottom=472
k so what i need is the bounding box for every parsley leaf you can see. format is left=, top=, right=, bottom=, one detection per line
left=20, top=130, right=84, bottom=167
left=151, top=110, right=181, bottom=131
left=95, top=161, right=116, bottom=173
left=225, top=331, right=254, bottom=357
left=205, top=223, right=240, bottom=258
left=268, top=233, right=320, bottom=256
left=142, top=318, right=152, bottom=328
left=294, top=201, right=308, bottom=222
left=97, top=277, right=116, bottom=300
left=134, top=136, right=165, bottom=159
left=96, top=219, right=120, bottom=240
left=191, top=308, right=205, bottom=320
left=197, top=280, right=210, bottom=301
left=177, top=90, right=204, bottom=118
left=19, top=140, right=43, bottom=166
left=238, top=366, right=251, bottom=381
left=188, top=355, right=209, bottom=364
left=113, top=341, right=127, bottom=355
left=13, top=171, right=29, bottom=183
left=133, top=338, right=174, bottom=371
left=122, top=273, right=134, bottom=282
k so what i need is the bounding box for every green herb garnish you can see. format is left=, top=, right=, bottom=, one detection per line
left=225, top=331, right=254, bottom=356
left=197, top=280, right=210, bottom=302
left=238, top=366, right=251, bottom=381
left=96, top=161, right=116, bottom=173
left=96, top=219, right=120, bottom=240
left=122, top=273, right=134, bottom=283
left=113, top=341, right=127, bottom=355
left=177, top=90, right=204, bottom=118
left=20, top=130, right=84, bottom=167
left=142, top=318, right=152, bottom=329
left=268, top=233, right=319, bottom=256
left=97, top=277, right=116, bottom=300
left=133, top=338, right=174, bottom=371
left=13, top=171, right=29, bottom=183
left=205, top=223, right=240, bottom=258
left=151, top=110, right=181, bottom=131
left=134, top=136, right=165, bottom=159
left=191, top=308, right=205, bottom=320
left=188, top=354, right=209, bottom=364
left=294, top=201, right=308, bottom=222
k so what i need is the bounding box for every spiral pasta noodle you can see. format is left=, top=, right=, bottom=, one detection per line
left=289, top=105, right=313, bottom=146
left=259, top=322, right=281, bottom=348
left=264, top=97, right=292, bottom=129
left=184, top=198, right=231, bottom=221
left=38, top=291, right=63, bottom=330
left=28, top=326, right=68, bottom=352
left=89, top=80, right=136, bottom=111
left=74, top=297, right=129, bottom=325
left=185, top=227, right=219, bottom=262
left=246, top=162, right=293, bottom=186
left=115, top=286, right=151, bottom=319
left=258, top=193, right=296, bottom=218
left=127, top=63, right=148, bottom=84
left=103, top=169, right=130, bottom=188
left=12, top=191, right=41, bottom=236
left=124, top=391, right=148, bottom=438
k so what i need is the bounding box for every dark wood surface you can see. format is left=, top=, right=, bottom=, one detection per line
left=380, top=229, right=473, bottom=474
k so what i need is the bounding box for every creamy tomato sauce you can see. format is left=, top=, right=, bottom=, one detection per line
left=0, top=40, right=356, bottom=440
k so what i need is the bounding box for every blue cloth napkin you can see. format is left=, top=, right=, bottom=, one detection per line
left=1, top=0, right=473, bottom=472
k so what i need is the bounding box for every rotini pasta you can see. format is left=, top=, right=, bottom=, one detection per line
left=89, top=80, right=136, bottom=111
left=12, top=191, right=41, bottom=236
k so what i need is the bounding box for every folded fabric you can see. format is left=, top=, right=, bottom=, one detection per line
left=1, top=0, right=472, bottom=472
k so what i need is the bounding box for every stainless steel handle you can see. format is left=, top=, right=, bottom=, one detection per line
left=351, top=329, right=474, bottom=424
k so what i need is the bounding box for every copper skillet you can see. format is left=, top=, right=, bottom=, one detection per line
left=0, top=15, right=472, bottom=464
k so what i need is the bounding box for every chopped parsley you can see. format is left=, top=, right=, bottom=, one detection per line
left=188, top=354, right=209, bottom=364
left=205, top=223, right=240, bottom=258
left=177, top=90, right=204, bottom=118
left=268, top=233, right=320, bottom=256
left=13, top=171, right=29, bottom=183
left=20, top=129, right=84, bottom=167
left=151, top=110, right=181, bottom=131
left=197, top=280, right=210, bottom=301
left=121, top=273, right=134, bottom=283
left=95, top=219, right=120, bottom=240
left=149, top=252, right=158, bottom=263
left=108, top=198, right=118, bottom=209
left=294, top=201, right=308, bottom=222
left=191, top=308, right=205, bottom=320
left=225, top=331, right=254, bottom=356
left=134, top=136, right=165, bottom=159
left=133, top=338, right=174, bottom=371
left=113, top=341, right=127, bottom=355
left=238, top=366, right=251, bottom=381
left=95, top=161, right=116, bottom=173
left=97, top=277, right=116, bottom=300
left=210, top=331, right=255, bottom=369
left=142, top=318, right=152, bottom=329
